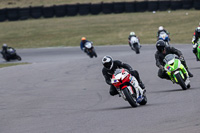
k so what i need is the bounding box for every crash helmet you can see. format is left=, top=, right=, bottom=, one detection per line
left=3, top=43, right=7, bottom=47
left=130, top=32, right=135, bottom=36
left=196, top=27, right=200, bottom=33
left=158, top=26, right=164, bottom=31
left=102, top=55, right=113, bottom=69
left=81, top=37, right=86, bottom=41
left=156, top=40, right=166, bottom=53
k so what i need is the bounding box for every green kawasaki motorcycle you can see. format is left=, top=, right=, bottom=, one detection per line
left=195, top=39, right=200, bottom=61
left=163, top=54, right=190, bottom=90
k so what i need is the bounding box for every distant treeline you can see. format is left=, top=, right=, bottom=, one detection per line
left=0, top=0, right=199, bottom=22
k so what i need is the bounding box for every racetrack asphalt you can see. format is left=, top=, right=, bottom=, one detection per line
left=0, top=44, right=200, bottom=133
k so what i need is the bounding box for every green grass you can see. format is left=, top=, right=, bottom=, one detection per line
left=0, top=0, right=145, bottom=8
left=0, top=10, right=199, bottom=48
left=0, top=62, right=29, bottom=68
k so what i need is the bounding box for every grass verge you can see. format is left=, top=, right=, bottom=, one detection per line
left=0, top=10, right=199, bottom=48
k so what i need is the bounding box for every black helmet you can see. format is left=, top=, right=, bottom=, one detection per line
left=156, top=40, right=166, bottom=52
left=102, top=55, right=113, bottom=69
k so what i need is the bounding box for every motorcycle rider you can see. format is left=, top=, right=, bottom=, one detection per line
left=102, top=55, right=145, bottom=96
left=192, top=26, right=200, bottom=61
left=157, top=26, right=170, bottom=40
left=1, top=44, right=12, bottom=60
left=155, top=40, right=193, bottom=81
left=80, top=37, right=91, bottom=52
left=128, top=32, right=140, bottom=48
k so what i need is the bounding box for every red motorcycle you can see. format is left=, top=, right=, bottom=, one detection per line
left=111, top=69, right=147, bottom=107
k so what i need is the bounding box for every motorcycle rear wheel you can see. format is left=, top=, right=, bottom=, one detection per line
left=123, top=88, right=138, bottom=107
left=139, top=93, right=147, bottom=105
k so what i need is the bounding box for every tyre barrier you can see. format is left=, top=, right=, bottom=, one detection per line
left=125, top=2, right=136, bottom=12
left=159, top=0, right=171, bottom=11
left=182, top=0, right=193, bottom=9
left=102, top=2, right=113, bottom=14
left=194, top=0, right=200, bottom=10
left=6, top=8, right=19, bottom=21
left=90, top=3, right=102, bottom=15
left=135, top=1, right=148, bottom=12
left=30, top=6, right=43, bottom=19
left=19, top=7, right=30, bottom=20
left=0, top=1, right=199, bottom=22
left=78, top=3, right=91, bottom=15
left=54, top=5, right=67, bottom=17
left=67, top=4, right=78, bottom=16
left=113, top=2, right=125, bottom=13
left=43, top=6, right=55, bottom=18
left=0, top=9, right=7, bottom=22
left=171, top=0, right=182, bottom=10
left=148, top=1, right=159, bottom=11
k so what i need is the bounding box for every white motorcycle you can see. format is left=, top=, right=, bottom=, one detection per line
left=84, top=42, right=97, bottom=58
left=111, top=68, right=147, bottom=107
left=129, top=36, right=141, bottom=54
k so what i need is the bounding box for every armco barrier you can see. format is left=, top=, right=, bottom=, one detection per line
left=159, top=0, right=171, bottom=11
left=102, top=2, right=113, bottom=14
left=54, top=5, right=67, bottom=17
left=135, top=1, right=148, bottom=12
left=148, top=1, right=159, bottom=11
left=78, top=3, right=91, bottom=15
left=7, top=8, right=19, bottom=21
left=90, top=3, right=102, bottom=15
left=30, top=6, right=43, bottom=19
left=194, top=0, right=200, bottom=10
left=0, top=9, right=7, bottom=22
left=113, top=2, right=125, bottom=13
left=182, top=0, right=193, bottom=9
left=125, top=2, right=136, bottom=12
left=171, top=0, right=182, bottom=10
left=43, top=6, right=55, bottom=18
left=19, top=7, right=30, bottom=20
left=67, top=4, right=78, bottom=16
left=0, top=0, right=199, bottom=22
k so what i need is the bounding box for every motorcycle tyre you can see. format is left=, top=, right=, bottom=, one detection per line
left=134, top=44, right=140, bottom=54
left=16, top=55, right=22, bottom=61
left=122, top=87, right=138, bottom=107
left=139, top=93, right=147, bottom=105
left=176, top=73, right=187, bottom=90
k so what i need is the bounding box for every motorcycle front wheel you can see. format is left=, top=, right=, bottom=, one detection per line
left=123, top=87, right=138, bottom=107
left=175, top=73, right=187, bottom=90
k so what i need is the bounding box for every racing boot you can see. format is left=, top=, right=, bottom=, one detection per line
left=186, top=69, right=193, bottom=78
left=139, top=81, right=145, bottom=89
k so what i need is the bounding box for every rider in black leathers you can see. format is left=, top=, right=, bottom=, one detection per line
left=102, top=55, right=145, bottom=96
left=192, top=26, right=200, bottom=60
left=155, top=40, right=193, bottom=80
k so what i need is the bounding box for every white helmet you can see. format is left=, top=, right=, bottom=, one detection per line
left=102, top=55, right=113, bottom=69
left=3, top=43, right=7, bottom=47
left=130, top=32, right=135, bottom=36
left=159, top=26, right=164, bottom=31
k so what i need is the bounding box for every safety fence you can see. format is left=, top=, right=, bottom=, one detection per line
left=0, top=0, right=199, bottom=22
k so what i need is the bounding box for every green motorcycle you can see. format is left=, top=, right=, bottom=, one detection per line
left=163, top=54, right=190, bottom=90
left=195, top=39, right=200, bottom=61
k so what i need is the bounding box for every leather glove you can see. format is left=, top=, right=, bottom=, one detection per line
left=179, top=55, right=184, bottom=61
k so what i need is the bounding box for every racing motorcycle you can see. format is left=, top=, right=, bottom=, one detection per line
left=84, top=41, right=97, bottom=58
left=1, top=47, right=22, bottom=61
left=111, top=68, right=147, bottom=107
left=193, top=39, right=200, bottom=61
left=163, top=54, right=190, bottom=90
left=129, top=36, right=141, bottom=54
left=158, top=32, right=170, bottom=47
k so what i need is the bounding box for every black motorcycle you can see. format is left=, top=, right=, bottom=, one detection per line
left=84, top=42, right=97, bottom=58
left=1, top=47, right=22, bottom=61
